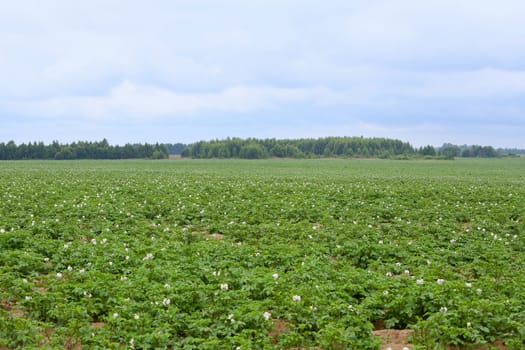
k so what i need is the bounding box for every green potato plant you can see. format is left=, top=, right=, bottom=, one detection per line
left=0, top=158, right=524, bottom=349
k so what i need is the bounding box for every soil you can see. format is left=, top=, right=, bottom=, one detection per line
left=269, top=319, right=290, bottom=344
left=373, top=329, right=415, bottom=350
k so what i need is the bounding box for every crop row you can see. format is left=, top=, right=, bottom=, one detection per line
left=0, top=159, right=524, bottom=349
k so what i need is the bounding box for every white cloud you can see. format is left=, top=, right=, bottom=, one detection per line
left=358, top=122, right=445, bottom=134
left=337, top=0, right=525, bottom=68
left=13, top=81, right=328, bottom=121
left=401, top=68, right=525, bottom=98
left=1, top=0, right=525, bottom=147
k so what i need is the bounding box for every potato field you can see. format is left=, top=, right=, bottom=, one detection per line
left=1, top=159, right=524, bottom=349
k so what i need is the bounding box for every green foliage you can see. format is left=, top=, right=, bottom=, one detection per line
left=183, top=136, right=416, bottom=159
left=239, top=142, right=269, bottom=159
left=0, top=139, right=169, bottom=160
left=0, top=158, right=524, bottom=348
left=164, top=142, right=187, bottom=155
left=418, top=145, right=437, bottom=156
left=439, top=143, right=461, bottom=159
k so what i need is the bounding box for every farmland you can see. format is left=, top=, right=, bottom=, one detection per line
left=1, top=158, right=524, bottom=349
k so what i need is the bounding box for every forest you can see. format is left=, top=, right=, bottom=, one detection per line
left=0, top=139, right=168, bottom=160
left=0, top=137, right=513, bottom=160
left=179, top=137, right=504, bottom=159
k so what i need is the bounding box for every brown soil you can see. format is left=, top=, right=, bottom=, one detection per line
left=1, top=298, right=24, bottom=317
left=373, top=319, right=385, bottom=330
left=63, top=337, right=82, bottom=350
left=460, top=221, right=472, bottom=231
left=1, top=298, right=13, bottom=311
left=188, top=226, right=224, bottom=240
left=36, top=328, right=54, bottom=348
left=373, top=329, right=415, bottom=350
left=269, top=319, right=290, bottom=344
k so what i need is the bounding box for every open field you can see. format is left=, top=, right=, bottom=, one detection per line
left=1, top=158, right=524, bottom=349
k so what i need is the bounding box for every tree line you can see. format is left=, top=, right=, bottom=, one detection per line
left=1, top=138, right=515, bottom=160
left=438, top=143, right=502, bottom=159
left=180, top=137, right=509, bottom=159
left=0, top=139, right=168, bottom=160
left=182, top=137, right=414, bottom=159
left=497, top=147, right=525, bottom=156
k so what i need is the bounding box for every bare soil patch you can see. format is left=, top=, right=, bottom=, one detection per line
left=187, top=225, right=225, bottom=240
left=1, top=298, right=24, bottom=317
left=1, top=298, right=13, bottom=311
left=373, top=329, right=414, bottom=350
left=205, top=233, right=224, bottom=240
left=269, top=319, right=290, bottom=344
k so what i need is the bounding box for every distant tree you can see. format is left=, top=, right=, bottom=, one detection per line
left=54, top=147, right=76, bottom=160
left=4, top=137, right=508, bottom=161
left=479, top=146, right=498, bottom=158
left=283, top=145, right=302, bottom=158
left=440, top=144, right=460, bottom=159
left=419, top=145, right=436, bottom=156
left=5, top=141, right=18, bottom=160
left=461, top=148, right=472, bottom=157
left=0, top=140, right=174, bottom=160
left=460, top=145, right=499, bottom=158
left=152, top=143, right=169, bottom=159
left=165, top=143, right=187, bottom=155
left=271, top=144, right=286, bottom=158
left=181, top=136, right=418, bottom=159
left=239, top=143, right=268, bottom=159
left=151, top=150, right=165, bottom=159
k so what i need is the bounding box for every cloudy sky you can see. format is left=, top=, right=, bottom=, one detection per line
left=1, top=0, right=525, bottom=147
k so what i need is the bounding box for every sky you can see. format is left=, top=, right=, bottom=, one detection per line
left=1, top=0, right=525, bottom=148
